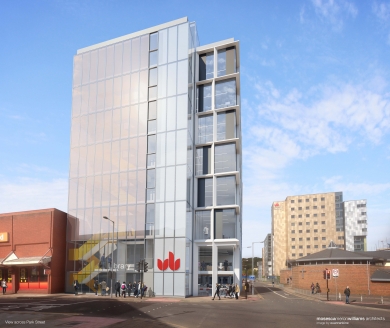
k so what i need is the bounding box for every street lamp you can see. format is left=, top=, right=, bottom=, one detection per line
left=103, top=216, right=114, bottom=298
left=247, top=241, right=264, bottom=295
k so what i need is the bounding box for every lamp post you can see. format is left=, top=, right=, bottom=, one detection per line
left=103, top=216, right=114, bottom=298
left=247, top=241, right=264, bottom=295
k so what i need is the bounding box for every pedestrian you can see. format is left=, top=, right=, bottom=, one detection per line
left=93, top=279, right=99, bottom=296
left=223, top=259, right=228, bottom=271
left=100, top=280, right=107, bottom=296
left=127, top=282, right=132, bottom=297
left=315, top=282, right=321, bottom=294
left=73, top=280, right=78, bottom=295
left=121, top=281, right=127, bottom=298
left=1, top=279, right=7, bottom=294
left=115, top=280, right=121, bottom=297
left=344, top=286, right=351, bottom=304
left=235, top=283, right=239, bottom=299
left=311, top=282, right=315, bottom=294
left=100, top=254, right=105, bottom=269
left=134, top=281, right=138, bottom=297
left=272, top=280, right=274, bottom=287
left=212, top=283, right=221, bottom=300
left=107, top=256, right=112, bottom=268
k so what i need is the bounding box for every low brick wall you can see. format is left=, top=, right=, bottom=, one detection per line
left=287, top=264, right=390, bottom=296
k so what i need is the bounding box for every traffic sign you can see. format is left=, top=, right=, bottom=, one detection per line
left=332, top=269, right=339, bottom=277
left=249, top=275, right=255, bottom=281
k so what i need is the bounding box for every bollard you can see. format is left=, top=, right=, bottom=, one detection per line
left=381, top=296, right=383, bottom=304
left=339, top=292, right=341, bottom=301
left=361, top=295, right=362, bottom=302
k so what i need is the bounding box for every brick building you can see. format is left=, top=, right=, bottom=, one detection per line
left=280, top=248, right=390, bottom=297
left=0, top=209, right=67, bottom=294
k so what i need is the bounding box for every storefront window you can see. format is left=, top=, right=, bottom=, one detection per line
left=198, top=246, right=212, bottom=271
left=19, top=267, right=48, bottom=289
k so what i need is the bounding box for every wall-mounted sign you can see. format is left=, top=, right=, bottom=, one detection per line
left=274, top=203, right=280, bottom=207
left=0, top=232, right=8, bottom=242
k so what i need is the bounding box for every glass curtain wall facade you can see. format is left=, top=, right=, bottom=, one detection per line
left=193, top=39, right=242, bottom=297
left=66, top=17, right=242, bottom=297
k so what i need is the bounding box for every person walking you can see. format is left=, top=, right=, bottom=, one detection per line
left=73, top=280, right=78, bottom=295
left=134, top=281, right=138, bottom=297
left=344, top=286, right=351, bottom=304
left=235, top=283, right=239, bottom=299
left=93, top=279, right=99, bottom=296
left=212, top=283, right=221, bottom=300
left=127, top=282, right=132, bottom=297
left=311, top=282, right=315, bottom=294
left=121, top=281, right=127, bottom=298
left=1, top=279, right=7, bottom=294
left=114, top=280, right=121, bottom=297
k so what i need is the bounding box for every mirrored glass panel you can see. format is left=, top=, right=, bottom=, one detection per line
left=150, top=33, right=158, bottom=51
left=216, top=176, right=235, bottom=206
left=148, top=134, right=156, bottom=154
left=214, top=143, right=236, bottom=173
left=149, top=68, right=157, bottom=86
left=195, top=211, right=211, bottom=239
left=214, top=209, right=236, bottom=239
left=198, top=178, right=212, bottom=207
left=217, top=47, right=236, bottom=77
left=195, top=146, right=211, bottom=175
left=215, top=79, right=236, bottom=109
left=197, top=84, right=212, bottom=112
left=217, top=110, right=236, bottom=140
left=147, top=154, right=156, bottom=168
left=199, top=52, right=214, bottom=81
left=149, top=51, right=158, bottom=67
left=197, top=115, right=213, bottom=144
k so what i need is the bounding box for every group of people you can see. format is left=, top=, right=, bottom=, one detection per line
left=212, top=283, right=240, bottom=300
left=310, top=282, right=321, bottom=294
left=114, top=280, right=147, bottom=298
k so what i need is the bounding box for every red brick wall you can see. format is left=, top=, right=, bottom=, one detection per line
left=289, top=264, right=390, bottom=296
left=280, top=269, right=292, bottom=284
left=0, top=208, right=67, bottom=294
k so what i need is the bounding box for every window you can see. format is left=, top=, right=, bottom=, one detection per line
left=314, top=237, right=318, bottom=240
left=299, top=238, right=303, bottom=241
left=298, top=214, right=302, bottom=218
left=306, top=206, right=310, bottom=210
left=306, top=214, right=310, bottom=218
left=195, top=146, right=211, bottom=175
left=361, top=212, right=367, bottom=215
left=306, top=230, right=310, bottom=233
left=199, top=52, right=214, bottom=80
left=322, top=245, right=326, bottom=249
left=321, top=221, right=325, bottom=224
left=338, top=236, right=344, bottom=240
left=299, top=245, right=303, bottom=249
left=291, top=230, right=295, bottom=234
left=198, top=178, right=212, bottom=207
left=306, top=199, right=309, bottom=202
left=313, top=214, right=317, bottom=217
left=291, top=223, right=295, bottom=226
left=149, top=51, right=158, bottom=67
left=298, top=199, right=302, bottom=203
left=149, top=68, right=157, bottom=86
left=198, top=115, right=213, bottom=143
left=292, top=253, right=296, bottom=257
left=148, top=101, right=157, bottom=119
left=291, top=207, right=295, bottom=211
left=216, top=176, right=236, bottom=205
left=197, top=84, right=212, bottom=112
left=147, top=154, right=155, bottom=168
left=299, top=230, right=302, bottom=233
left=291, top=215, right=295, bottom=218
left=291, top=238, right=295, bottom=241
left=298, top=222, right=302, bottom=226
left=149, top=86, right=157, bottom=100
left=214, top=209, right=236, bottom=239
left=214, top=143, right=236, bottom=173
left=217, top=110, right=236, bottom=140
left=195, top=211, right=211, bottom=239
left=322, top=237, right=326, bottom=240
left=298, top=207, right=302, bottom=210
left=313, top=198, right=317, bottom=201
left=150, top=33, right=158, bottom=51
left=321, top=197, right=325, bottom=201
left=321, top=205, right=325, bottom=209
left=215, top=79, right=236, bottom=109
left=307, top=245, right=310, bottom=249
left=306, top=237, right=310, bottom=241
left=217, top=47, right=236, bottom=77
left=148, top=120, right=156, bottom=134
left=291, top=200, right=295, bottom=203
left=362, top=228, right=367, bottom=232
left=148, top=135, right=156, bottom=153
left=147, top=169, right=155, bottom=188
left=314, top=229, right=318, bottom=233
left=322, top=229, right=326, bottom=232
left=358, top=220, right=367, bottom=224
left=313, top=206, right=317, bottom=209
left=314, top=221, right=318, bottom=225
left=321, top=213, right=325, bottom=217
left=314, top=245, right=318, bottom=248
left=292, top=246, right=295, bottom=249
left=306, top=222, right=310, bottom=225
left=299, top=253, right=303, bottom=256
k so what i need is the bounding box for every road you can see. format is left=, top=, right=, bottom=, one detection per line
left=0, top=283, right=388, bottom=327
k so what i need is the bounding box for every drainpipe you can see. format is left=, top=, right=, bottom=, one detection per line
left=367, top=261, right=370, bottom=295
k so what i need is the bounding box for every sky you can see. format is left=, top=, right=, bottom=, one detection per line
left=1, top=0, right=389, bottom=258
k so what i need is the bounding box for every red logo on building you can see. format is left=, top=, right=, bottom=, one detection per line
left=157, top=252, right=180, bottom=271
left=275, top=203, right=279, bottom=207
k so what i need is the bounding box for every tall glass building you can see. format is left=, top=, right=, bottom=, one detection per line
left=66, top=17, right=242, bottom=297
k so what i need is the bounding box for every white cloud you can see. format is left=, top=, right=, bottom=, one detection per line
left=323, top=176, right=390, bottom=196
left=0, top=178, right=68, bottom=213
left=311, top=0, right=358, bottom=31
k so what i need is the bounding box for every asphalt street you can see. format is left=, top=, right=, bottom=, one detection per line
left=0, top=283, right=388, bottom=327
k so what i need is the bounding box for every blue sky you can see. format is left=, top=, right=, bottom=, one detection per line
left=1, top=0, right=389, bottom=257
